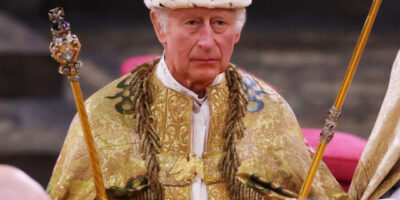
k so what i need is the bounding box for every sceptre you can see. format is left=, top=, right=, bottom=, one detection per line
left=48, top=7, right=108, bottom=200
left=299, top=0, right=382, bottom=199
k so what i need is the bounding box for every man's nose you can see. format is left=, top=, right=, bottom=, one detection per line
left=198, top=23, right=215, bottom=49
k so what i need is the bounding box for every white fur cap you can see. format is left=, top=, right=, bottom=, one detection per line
left=144, top=0, right=252, bottom=9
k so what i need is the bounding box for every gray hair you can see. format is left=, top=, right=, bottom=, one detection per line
left=152, top=8, right=247, bottom=33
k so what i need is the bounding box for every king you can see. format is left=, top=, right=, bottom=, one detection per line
left=47, top=1, right=351, bottom=199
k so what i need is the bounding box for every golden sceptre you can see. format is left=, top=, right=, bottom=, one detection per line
left=48, top=7, right=108, bottom=200
left=299, top=0, right=382, bottom=199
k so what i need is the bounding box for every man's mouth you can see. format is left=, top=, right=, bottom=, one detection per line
left=191, top=58, right=219, bottom=63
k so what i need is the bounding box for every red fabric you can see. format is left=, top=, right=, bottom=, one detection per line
left=302, top=128, right=367, bottom=191
left=120, top=55, right=158, bottom=76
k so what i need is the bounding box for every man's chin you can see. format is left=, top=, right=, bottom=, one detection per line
left=191, top=72, right=220, bottom=85
left=189, top=64, right=225, bottom=83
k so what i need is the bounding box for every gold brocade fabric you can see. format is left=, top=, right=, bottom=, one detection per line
left=349, top=50, right=400, bottom=200
left=47, top=59, right=350, bottom=200
left=168, top=153, right=205, bottom=182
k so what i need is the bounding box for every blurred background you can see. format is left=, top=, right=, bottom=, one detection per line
left=0, top=0, right=399, bottom=188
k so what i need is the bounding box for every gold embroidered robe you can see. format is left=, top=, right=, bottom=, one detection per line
left=349, top=50, right=400, bottom=200
left=47, top=59, right=351, bottom=200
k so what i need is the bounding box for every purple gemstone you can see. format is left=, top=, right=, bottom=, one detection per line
left=62, top=21, right=69, bottom=29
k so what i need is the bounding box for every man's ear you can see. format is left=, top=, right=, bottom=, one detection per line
left=150, top=11, right=167, bottom=45
left=234, top=30, right=242, bottom=44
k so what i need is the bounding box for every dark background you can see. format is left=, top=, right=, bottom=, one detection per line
left=2, top=0, right=400, bottom=25
left=0, top=0, right=399, bottom=188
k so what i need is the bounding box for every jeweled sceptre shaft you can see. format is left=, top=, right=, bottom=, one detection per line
left=299, top=0, right=382, bottom=199
left=48, top=7, right=107, bottom=200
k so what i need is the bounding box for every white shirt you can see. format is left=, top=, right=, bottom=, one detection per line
left=156, top=56, right=224, bottom=200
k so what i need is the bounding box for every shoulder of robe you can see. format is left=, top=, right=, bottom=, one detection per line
left=79, top=74, right=138, bottom=138
left=83, top=58, right=161, bottom=130
left=236, top=67, right=299, bottom=126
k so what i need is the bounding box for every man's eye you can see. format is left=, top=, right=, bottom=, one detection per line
left=212, top=19, right=227, bottom=26
left=216, top=20, right=226, bottom=25
left=186, top=20, right=197, bottom=25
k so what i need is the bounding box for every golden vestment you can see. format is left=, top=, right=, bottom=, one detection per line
left=349, top=50, right=400, bottom=200
left=48, top=58, right=350, bottom=200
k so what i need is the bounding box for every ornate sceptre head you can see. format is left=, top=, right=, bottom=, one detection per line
left=49, top=7, right=82, bottom=79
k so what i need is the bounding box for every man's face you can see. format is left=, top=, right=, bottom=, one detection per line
left=152, top=8, right=241, bottom=90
